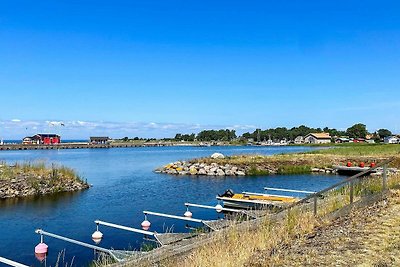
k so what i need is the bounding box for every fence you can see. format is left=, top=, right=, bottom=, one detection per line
left=287, top=158, right=394, bottom=216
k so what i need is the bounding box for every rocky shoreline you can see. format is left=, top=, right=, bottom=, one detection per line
left=155, top=153, right=400, bottom=177
left=0, top=164, right=90, bottom=199
left=155, top=161, right=342, bottom=176
left=156, top=161, right=247, bottom=176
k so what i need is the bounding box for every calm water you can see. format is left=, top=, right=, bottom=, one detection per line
left=0, top=146, right=343, bottom=266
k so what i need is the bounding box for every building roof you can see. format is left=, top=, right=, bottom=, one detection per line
left=35, top=134, right=60, bottom=138
left=90, top=136, right=110, bottom=140
left=305, top=133, right=331, bottom=139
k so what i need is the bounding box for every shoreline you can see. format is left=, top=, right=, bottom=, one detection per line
left=0, top=142, right=243, bottom=151
left=156, top=144, right=400, bottom=176
left=0, top=163, right=90, bottom=199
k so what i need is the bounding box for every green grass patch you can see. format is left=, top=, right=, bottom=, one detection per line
left=247, top=167, right=270, bottom=176
left=277, top=165, right=312, bottom=175
left=308, top=143, right=400, bottom=156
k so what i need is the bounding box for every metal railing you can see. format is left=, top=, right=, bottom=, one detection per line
left=287, top=158, right=394, bottom=216
left=0, top=257, right=29, bottom=267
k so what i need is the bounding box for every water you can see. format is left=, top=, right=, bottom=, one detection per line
left=0, top=146, right=343, bottom=266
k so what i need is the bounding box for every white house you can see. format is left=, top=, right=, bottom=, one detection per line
left=294, top=136, right=304, bottom=144
left=304, top=133, right=332, bottom=144
left=384, top=136, right=399, bottom=144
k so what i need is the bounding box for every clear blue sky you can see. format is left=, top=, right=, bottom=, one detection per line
left=1, top=1, right=400, bottom=139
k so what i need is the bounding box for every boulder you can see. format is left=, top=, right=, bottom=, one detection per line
left=210, top=167, right=218, bottom=173
left=211, top=153, right=225, bottom=159
left=216, top=169, right=225, bottom=176
left=236, top=171, right=246, bottom=176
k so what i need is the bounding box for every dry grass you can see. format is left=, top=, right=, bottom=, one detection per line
left=0, top=161, right=84, bottom=182
left=161, top=210, right=316, bottom=267
left=160, top=174, right=400, bottom=267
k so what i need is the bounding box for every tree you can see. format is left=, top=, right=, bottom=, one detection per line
left=122, top=136, right=129, bottom=142
left=377, top=129, right=392, bottom=138
left=346, top=123, right=367, bottom=139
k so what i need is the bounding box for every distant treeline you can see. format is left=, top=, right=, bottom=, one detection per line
left=242, top=125, right=346, bottom=142
left=171, top=124, right=393, bottom=142
left=118, top=124, right=393, bottom=142
left=175, top=129, right=237, bottom=142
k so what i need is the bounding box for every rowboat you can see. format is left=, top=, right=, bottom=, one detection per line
left=216, top=189, right=298, bottom=209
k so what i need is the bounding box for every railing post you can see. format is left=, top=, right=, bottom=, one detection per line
left=350, top=180, right=354, bottom=204
left=313, top=195, right=317, bottom=216
left=383, top=164, right=388, bottom=191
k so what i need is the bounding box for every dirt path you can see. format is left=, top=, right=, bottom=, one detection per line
left=246, top=190, right=400, bottom=267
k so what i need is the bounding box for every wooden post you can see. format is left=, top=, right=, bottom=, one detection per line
left=350, top=180, right=354, bottom=204
left=313, top=195, right=317, bottom=216
left=383, top=164, right=388, bottom=191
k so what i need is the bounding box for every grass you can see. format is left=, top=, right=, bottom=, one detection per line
left=308, top=143, right=400, bottom=156
left=276, top=165, right=312, bottom=175
left=160, top=173, right=400, bottom=267
left=0, top=161, right=85, bottom=182
left=0, top=161, right=87, bottom=197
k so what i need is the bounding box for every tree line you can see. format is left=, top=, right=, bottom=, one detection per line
left=175, top=129, right=237, bottom=142
left=119, top=124, right=394, bottom=142
left=173, top=124, right=393, bottom=142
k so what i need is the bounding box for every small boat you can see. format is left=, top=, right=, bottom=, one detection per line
left=333, top=165, right=376, bottom=176
left=216, top=189, right=298, bottom=210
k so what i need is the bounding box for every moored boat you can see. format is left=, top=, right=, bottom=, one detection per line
left=333, top=165, right=376, bottom=176
left=216, top=189, right=298, bottom=210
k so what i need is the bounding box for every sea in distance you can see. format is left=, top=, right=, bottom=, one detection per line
left=0, top=146, right=345, bottom=266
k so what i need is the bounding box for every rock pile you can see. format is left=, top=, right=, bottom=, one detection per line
left=0, top=165, right=90, bottom=199
left=156, top=161, right=246, bottom=176
left=0, top=176, right=89, bottom=199
left=311, top=167, right=337, bottom=174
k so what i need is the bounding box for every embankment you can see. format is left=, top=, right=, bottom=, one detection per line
left=0, top=163, right=89, bottom=199
left=156, top=153, right=397, bottom=176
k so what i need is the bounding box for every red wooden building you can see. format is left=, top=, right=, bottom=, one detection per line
left=23, top=134, right=61, bottom=145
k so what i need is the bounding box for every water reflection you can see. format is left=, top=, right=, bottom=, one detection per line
left=0, top=190, right=87, bottom=210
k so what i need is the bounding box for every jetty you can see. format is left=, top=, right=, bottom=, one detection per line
left=0, top=142, right=174, bottom=151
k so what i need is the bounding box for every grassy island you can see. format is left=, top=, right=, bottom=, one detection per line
left=0, top=162, right=89, bottom=199
left=196, top=143, right=400, bottom=175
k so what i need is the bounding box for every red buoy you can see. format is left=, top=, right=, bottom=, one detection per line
left=359, top=162, right=365, bottom=168
left=346, top=161, right=352, bottom=167
left=370, top=162, right=376, bottom=167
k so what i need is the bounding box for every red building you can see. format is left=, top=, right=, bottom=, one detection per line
left=23, top=134, right=61, bottom=145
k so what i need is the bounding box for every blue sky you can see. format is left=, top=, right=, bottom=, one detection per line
left=1, top=1, right=400, bottom=139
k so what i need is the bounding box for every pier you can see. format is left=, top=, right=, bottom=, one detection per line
left=0, top=142, right=174, bottom=151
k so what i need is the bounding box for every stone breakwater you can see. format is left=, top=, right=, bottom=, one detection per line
left=156, top=161, right=247, bottom=176
left=0, top=176, right=90, bottom=199
left=155, top=161, right=339, bottom=176
left=0, top=165, right=90, bottom=199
